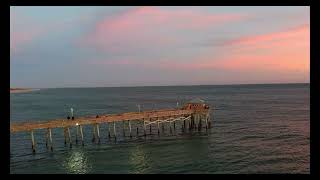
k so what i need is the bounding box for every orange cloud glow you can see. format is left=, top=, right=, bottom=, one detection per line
left=136, top=24, right=310, bottom=75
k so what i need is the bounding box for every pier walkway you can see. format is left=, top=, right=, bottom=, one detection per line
left=10, top=102, right=212, bottom=153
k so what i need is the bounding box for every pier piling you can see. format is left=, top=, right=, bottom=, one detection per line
left=75, top=126, right=79, bottom=144
left=49, top=128, right=53, bottom=151
left=129, top=120, right=132, bottom=138
left=122, top=121, right=125, bottom=137
left=96, top=124, right=100, bottom=144
left=64, top=128, right=67, bottom=145
left=205, top=114, right=208, bottom=130
left=108, top=123, right=111, bottom=139
left=92, top=125, right=96, bottom=143
left=150, top=123, right=152, bottom=134
left=45, top=128, right=49, bottom=149
left=199, top=114, right=202, bottom=129
left=79, top=125, right=84, bottom=146
left=113, top=121, right=116, bottom=140
left=67, top=127, right=72, bottom=148
left=31, top=131, right=35, bottom=153
left=143, top=121, right=146, bottom=137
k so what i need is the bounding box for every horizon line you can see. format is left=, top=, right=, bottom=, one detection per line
left=11, top=82, right=310, bottom=90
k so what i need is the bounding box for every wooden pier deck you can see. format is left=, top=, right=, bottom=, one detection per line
left=10, top=102, right=212, bottom=153
left=11, top=109, right=193, bottom=133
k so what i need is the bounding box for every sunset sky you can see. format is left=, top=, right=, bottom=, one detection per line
left=10, top=6, right=310, bottom=88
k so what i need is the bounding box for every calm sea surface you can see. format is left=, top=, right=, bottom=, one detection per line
left=10, top=84, right=310, bottom=174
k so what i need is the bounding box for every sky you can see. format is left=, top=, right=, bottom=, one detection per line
left=10, top=6, right=310, bottom=88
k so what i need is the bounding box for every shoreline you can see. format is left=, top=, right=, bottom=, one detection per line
left=10, top=88, right=39, bottom=94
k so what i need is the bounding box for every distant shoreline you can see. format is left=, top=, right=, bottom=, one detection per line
left=10, top=88, right=39, bottom=94
left=41, top=82, right=309, bottom=89
left=9, top=83, right=309, bottom=91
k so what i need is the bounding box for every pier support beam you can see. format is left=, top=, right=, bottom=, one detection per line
left=205, top=114, right=208, bottom=131
left=150, top=124, right=152, bottom=134
left=182, top=119, right=186, bottom=132
left=45, top=128, right=49, bottom=149
left=194, top=116, right=196, bottom=128
left=75, top=126, right=79, bottom=144
left=49, top=128, right=53, bottom=151
left=122, top=121, right=125, bottom=137
left=143, top=121, right=146, bottom=137
left=64, top=128, right=67, bottom=145
left=208, top=112, right=212, bottom=129
left=31, top=131, right=35, bottom=153
left=96, top=124, right=100, bottom=144
left=79, top=125, right=84, bottom=146
left=113, top=121, right=117, bottom=140
left=108, top=123, right=111, bottom=139
left=129, top=120, right=132, bottom=138
left=157, top=121, right=160, bottom=135
left=92, top=125, right=96, bottom=142
left=198, top=115, right=202, bottom=131
left=67, top=127, right=72, bottom=148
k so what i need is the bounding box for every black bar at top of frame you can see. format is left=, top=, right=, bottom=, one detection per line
left=9, top=0, right=311, bottom=6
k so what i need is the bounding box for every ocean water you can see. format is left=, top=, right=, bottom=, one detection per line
left=10, top=84, right=310, bottom=174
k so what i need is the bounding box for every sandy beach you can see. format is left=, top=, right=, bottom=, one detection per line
left=10, top=88, right=38, bottom=94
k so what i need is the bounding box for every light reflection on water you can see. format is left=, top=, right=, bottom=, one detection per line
left=62, top=148, right=92, bottom=174
left=129, top=145, right=150, bottom=174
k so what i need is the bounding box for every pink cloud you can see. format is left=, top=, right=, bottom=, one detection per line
left=85, top=9, right=309, bottom=81
left=197, top=24, right=309, bottom=73
left=83, top=7, right=247, bottom=53
left=223, top=23, right=309, bottom=48
left=139, top=24, right=310, bottom=74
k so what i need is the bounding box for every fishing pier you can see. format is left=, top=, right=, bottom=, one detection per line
left=10, top=101, right=212, bottom=153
